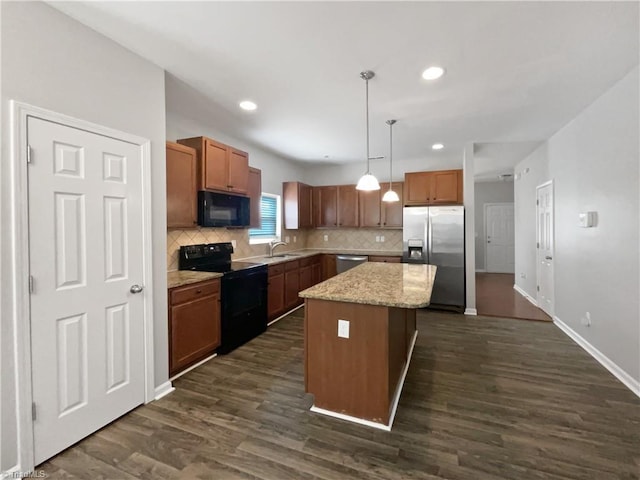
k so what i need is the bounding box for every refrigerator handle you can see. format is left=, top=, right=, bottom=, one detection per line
left=427, top=209, right=432, bottom=263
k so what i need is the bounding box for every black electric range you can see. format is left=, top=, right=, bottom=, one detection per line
left=179, top=242, right=268, bottom=354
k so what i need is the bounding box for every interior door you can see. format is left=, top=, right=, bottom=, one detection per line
left=28, top=117, right=146, bottom=465
left=485, top=204, right=515, bottom=273
left=537, top=183, right=554, bottom=316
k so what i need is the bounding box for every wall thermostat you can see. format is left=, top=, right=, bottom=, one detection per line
left=578, top=211, right=596, bottom=228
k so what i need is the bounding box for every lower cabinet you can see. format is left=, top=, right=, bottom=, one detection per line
left=369, top=255, right=402, bottom=263
left=169, top=278, right=221, bottom=377
left=322, top=254, right=337, bottom=280
left=284, top=260, right=300, bottom=311
left=268, top=255, right=324, bottom=321
left=267, top=264, right=285, bottom=321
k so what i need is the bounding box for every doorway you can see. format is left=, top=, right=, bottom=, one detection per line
left=11, top=102, right=155, bottom=469
left=485, top=203, right=514, bottom=273
left=536, top=181, right=554, bottom=317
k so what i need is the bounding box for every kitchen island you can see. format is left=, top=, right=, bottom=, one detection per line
left=299, top=262, right=437, bottom=430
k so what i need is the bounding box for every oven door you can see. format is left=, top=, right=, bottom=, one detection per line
left=219, top=267, right=268, bottom=353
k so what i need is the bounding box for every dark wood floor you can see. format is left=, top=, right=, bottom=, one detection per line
left=476, top=273, right=552, bottom=322
left=40, top=308, right=639, bottom=479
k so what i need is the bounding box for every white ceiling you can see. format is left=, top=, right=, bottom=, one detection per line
left=50, top=1, right=639, bottom=176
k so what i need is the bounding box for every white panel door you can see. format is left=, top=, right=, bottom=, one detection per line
left=537, top=183, right=554, bottom=316
left=28, top=117, right=146, bottom=465
left=485, top=204, right=515, bottom=273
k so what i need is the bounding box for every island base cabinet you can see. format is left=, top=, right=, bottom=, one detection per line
left=304, top=299, right=417, bottom=427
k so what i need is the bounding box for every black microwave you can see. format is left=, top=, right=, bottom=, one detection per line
left=198, top=191, right=250, bottom=228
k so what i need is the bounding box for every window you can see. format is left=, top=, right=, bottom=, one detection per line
left=249, top=193, right=281, bottom=244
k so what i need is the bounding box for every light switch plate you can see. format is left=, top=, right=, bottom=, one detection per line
left=323, top=234, right=328, bottom=242
left=338, top=319, right=350, bottom=338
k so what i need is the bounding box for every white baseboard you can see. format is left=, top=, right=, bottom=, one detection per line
left=268, top=303, right=304, bottom=326
left=553, top=316, right=640, bottom=398
left=513, top=284, right=538, bottom=307
left=464, top=308, right=477, bottom=316
left=310, top=330, right=419, bottom=431
left=168, top=353, right=217, bottom=382
left=475, top=269, right=487, bottom=273
left=153, top=381, right=175, bottom=401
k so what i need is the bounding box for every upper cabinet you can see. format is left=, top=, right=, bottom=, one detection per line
left=404, top=169, right=463, bottom=206
left=248, top=167, right=262, bottom=229
left=359, top=182, right=404, bottom=228
left=337, top=185, right=358, bottom=227
left=177, top=136, right=249, bottom=195
left=313, top=186, right=338, bottom=228
left=166, top=141, right=198, bottom=229
left=283, top=181, right=313, bottom=229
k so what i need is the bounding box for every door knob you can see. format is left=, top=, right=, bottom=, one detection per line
left=130, top=284, right=144, bottom=294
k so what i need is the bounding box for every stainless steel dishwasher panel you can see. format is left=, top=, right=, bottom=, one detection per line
left=336, top=255, right=368, bottom=274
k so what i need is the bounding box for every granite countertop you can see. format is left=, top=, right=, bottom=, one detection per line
left=167, top=270, right=223, bottom=289
left=299, top=262, right=437, bottom=309
left=243, top=248, right=403, bottom=266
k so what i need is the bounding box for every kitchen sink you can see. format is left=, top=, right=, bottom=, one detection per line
left=271, top=253, right=301, bottom=258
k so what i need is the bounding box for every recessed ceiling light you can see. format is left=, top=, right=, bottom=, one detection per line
left=432, top=143, right=444, bottom=150
left=422, top=66, right=445, bottom=80
left=239, top=100, right=257, bottom=111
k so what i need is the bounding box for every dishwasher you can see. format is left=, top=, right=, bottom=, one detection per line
left=336, top=255, right=368, bottom=274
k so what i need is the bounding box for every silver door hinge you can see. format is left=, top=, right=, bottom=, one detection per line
left=536, top=199, right=539, bottom=205
left=536, top=242, right=539, bottom=248
left=32, top=402, right=37, bottom=421
left=29, top=275, right=34, bottom=293
left=27, top=145, right=32, bottom=164
left=537, top=285, right=540, bottom=292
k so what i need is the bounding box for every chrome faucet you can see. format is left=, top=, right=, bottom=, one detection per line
left=268, top=240, right=288, bottom=257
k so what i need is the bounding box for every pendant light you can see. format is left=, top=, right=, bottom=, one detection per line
left=382, top=119, right=400, bottom=202
left=356, top=70, right=381, bottom=191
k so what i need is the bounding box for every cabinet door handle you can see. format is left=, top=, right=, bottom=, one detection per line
left=196, top=289, right=202, bottom=294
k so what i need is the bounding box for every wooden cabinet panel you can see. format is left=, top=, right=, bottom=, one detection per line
left=248, top=167, right=262, bottom=229
left=166, top=142, right=197, bottom=229
left=338, top=185, right=359, bottom=227
left=169, top=279, right=221, bottom=377
left=299, top=265, right=313, bottom=294
left=268, top=271, right=285, bottom=321
left=315, top=186, right=338, bottom=227
left=405, top=171, right=432, bottom=205
left=381, top=182, right=404, bottom=228
left=284, top=182, right=313, bottom=229
left=284, top=268, right=300, bottom=310
left=404, top=170, right=462, bottom=206
left=369, top=255, right=402, bottom=263
left=431, top=170, right=459, bottom=204
left=312, top=261, right=322, bottom=285
left=228, top=148, right=249, bottom=194
left=204, top=139, right=229, bottom=192
left=359, top=189, right=382, bottom=227
left=322, top=254, right=337, bottom=280
left=177, top=136, right=249, bottom=195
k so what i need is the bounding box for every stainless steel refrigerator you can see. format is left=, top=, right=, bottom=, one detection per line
left=402, top=206, right=465, bottom=309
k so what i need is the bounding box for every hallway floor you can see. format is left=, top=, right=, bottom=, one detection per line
left=476, top=273, right=551, bottom=321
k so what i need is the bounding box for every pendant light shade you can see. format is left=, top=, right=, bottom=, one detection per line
left=382, top=119, right=399, bottom=202
left=356, top=70, right=380, bottom=191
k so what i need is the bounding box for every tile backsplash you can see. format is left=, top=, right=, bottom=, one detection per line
left=167, top=227, right=403, bottom=270
left=167, top=228, right=308, bottom=271
left=306, top=228, right=403, bottom=252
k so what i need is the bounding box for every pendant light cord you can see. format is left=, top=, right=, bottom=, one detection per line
left=388, top=121, right=393, bottom=190
left=365, top=76, right=370, bottom=173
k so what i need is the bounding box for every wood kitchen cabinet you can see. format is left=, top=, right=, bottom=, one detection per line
left=369, top=255, right=402, bottom=263
left=248, top=167, right=262, bottom=229
left=283, top=181, right=313, bottom=229
left=321, top=254, right=337, bottom=280
left=166, top=142, right=198, bottom=228
left=337, top=185, right=359, bottom=227
left=299, top=257, right=314, bottom=295
left=359, top=182, right=404, bottom=228
left=267, top=263, right=285, bottom=321
left=284, top=260, right=300, bottom=311
left=311, top=256, right=322, bottom=285
left=404, top=169, right=462, bottom=206
left=169, top=278, right=221, bottom=377
left=177, top=136, right=249, bottom=195
left=313, top=186, right=338, bottom=227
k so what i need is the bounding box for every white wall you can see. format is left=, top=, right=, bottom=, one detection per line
left=165, top=74, right=307, bottom=196
left=514, top=66, right=639, bottom=384
left=1, top=1, right=168, bottom=471
left=474, top=181, right=514, bottom=270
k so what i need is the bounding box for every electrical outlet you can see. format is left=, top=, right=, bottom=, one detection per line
left=231, top=240, right=237, bottom=249
left=338, top=319, right=350, bottom=339
left=285, top=236, right=290, bottom=243
left=375, top=235, right=380, bottom=243
left=293, top=235, right=297, bottom=243
left=323, top=234, right=328, bottom=242
left=380, top=235, right=385, bottom=243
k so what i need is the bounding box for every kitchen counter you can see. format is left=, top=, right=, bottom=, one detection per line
left=299, top=262, right=437, bottom=308
left=242, top=248, right=403, bottom=266
left=167, top=270, right=223, bottom=289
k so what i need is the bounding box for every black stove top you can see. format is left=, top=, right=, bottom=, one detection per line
left=178, top=242, right=265, bottom=275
